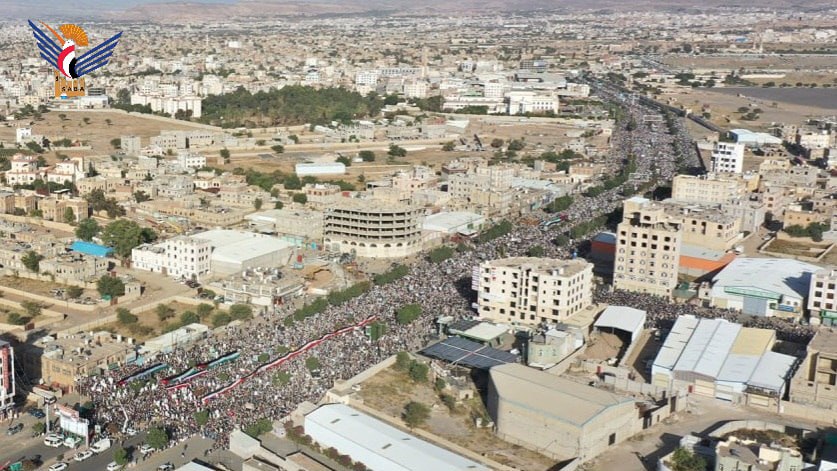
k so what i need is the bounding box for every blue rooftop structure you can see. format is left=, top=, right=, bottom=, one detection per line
left=70, top=241, right=113, bottom=258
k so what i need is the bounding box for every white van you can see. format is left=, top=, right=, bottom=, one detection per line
left=63, top=436, right=82, bottom=449
left=91, top=437, right=112, bottom=454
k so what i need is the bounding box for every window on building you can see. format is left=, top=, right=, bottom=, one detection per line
left=608, top=433, right=616, bottom=446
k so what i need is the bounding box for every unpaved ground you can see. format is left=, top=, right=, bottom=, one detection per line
left=357, top=366, right=559, bottom=471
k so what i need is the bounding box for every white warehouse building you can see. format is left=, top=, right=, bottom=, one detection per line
left=305, top=404, right=489, bottom=471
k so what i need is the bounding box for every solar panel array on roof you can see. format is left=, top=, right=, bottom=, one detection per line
left=421, top=337, right=518, bottom=369
left=447, top=319, right=481, bottom=332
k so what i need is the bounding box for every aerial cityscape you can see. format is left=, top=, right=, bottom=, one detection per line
left=0, top=1, right=835, bottom=470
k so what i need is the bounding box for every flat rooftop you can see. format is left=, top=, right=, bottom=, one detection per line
left=485, top=257, right=591, bottom=277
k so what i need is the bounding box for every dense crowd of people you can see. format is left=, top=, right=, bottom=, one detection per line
left=75, top=87, right=800, bottom=455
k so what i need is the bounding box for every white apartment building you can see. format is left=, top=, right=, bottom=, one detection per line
left=711, top=142, right=745, bottom=174
left=448, top=165, right=514, bottom=200
left=0, top=341, right=14, bottom=417
left=474, top=257, right=594, bottom=326
left=808, top=268, right=837, bottom=325
left=176, top=152, right=207, bottom=170
left=131, top=236, right=212, bottom=281
left=15, top=127, right=31, bottom=144
left=613, top=197, right=682, bottom=297
left=506, top=91, right=559, bottom=116
left=484, top=81, right=508, bottom=99
left=355, top=70, right=380, bottom=87
left=122, top=135, right=142, bottom=156
left=4, top=154, right=42, bottom=185
left=131, top=94, right=202, bottom=118
left=47, top=157, right=85, bottom=184
left=403, top=81, right=428, bottom=99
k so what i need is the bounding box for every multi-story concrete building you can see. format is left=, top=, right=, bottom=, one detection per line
left=0, top=341, right=14, bottom=417
left=808, top=268, right=837, bottom=325
left=506, top=91, right=559, bottom=115
left=614, top=197, right=682, bottom=297
left=323, top=198, right=424, bottom=258
left=670, top=174, right=749, bottom=205
left=132, top=235, right=212, bottom=280
left=4, top=154, right=42, bottom=185
left=32, top=332, right=133, bottom=392
left=790, top=329, right=837, bottom=408
left=669, top=203, right=742, bottom=252
left=47, top=157, right=86, bottom=185
left=710, top=142, right=745, bottom=174
left=475, top=257, right=593, bottom=326
left=121, top=135, right=142, bottom=156
left=714, top=436, right=803, bottom=471
left=245, top=208, right=324, bottom=246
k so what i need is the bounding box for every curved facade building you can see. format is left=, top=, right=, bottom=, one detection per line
left=323, top=198, right=424, bottom=258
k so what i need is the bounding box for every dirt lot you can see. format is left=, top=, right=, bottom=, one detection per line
left=0, top=110, right=204, bottom=156
left=0, top=276, right=80, bottom=297
left=357, top=365, right=558, bottom=470
left=765, top=238, right=830, bottom=259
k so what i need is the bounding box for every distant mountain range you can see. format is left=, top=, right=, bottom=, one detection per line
left=2, top=0, right=833, bottom=21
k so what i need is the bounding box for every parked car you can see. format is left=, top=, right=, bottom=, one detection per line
left=107, top=462, right=123, bottom=471
left=73, top=450, right=94, bottom=462
left=157, top=464, right=174, bottom=471
left=125, top=427, right=138, bottom=436
left=43, top=436, right=63, bottom=447
left=91, top=437, right=112, bottom=453
left=139, top=444, right=155, bottom=455
left=6, top=423, right=23, bottom=435
left=48, top=463, right=68, bottom=471
left=28, top=408, right=45, bottom=419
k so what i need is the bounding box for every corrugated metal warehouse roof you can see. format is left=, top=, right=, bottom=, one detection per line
left=490, top=363, right=634, bottom=428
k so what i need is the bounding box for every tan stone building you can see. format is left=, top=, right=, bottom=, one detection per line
left=670, top=174, right=749, bottom=205
left=32, top=332, right=133, bottom=392
left=475, top=257, right=593, bottom=326
left=614, top=197, right=682, bottom=297
left=790, top=328, right=837, bottom=408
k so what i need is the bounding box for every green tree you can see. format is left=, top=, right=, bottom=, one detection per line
left=101, top=219, right=155, bottom=258
left=669, top=447, right=707, bottom=471
left=146, top=427, right=169, bottom=450
left=409, top=362, right=429, bottom=383
left=75, top=218, right=100, bottom=241
left=113, top=447, right=130, bottom=466
left=396, top=304, right=422, bottom=324
left=271, top=144, right=284, bottom=154
left=97, top=276, right=125, bottom=298
left=402, top=401, right=430, bottom=428
left=21, top=250, right=43, bottom=273
left=116, top=308, right=138, bottom=325
left=196, top=303, right=214, bottom=319
left=243, top=418, right=273, bottom=438
left=194, top=410, right=210, bottom=427
left=180, top=311, right=199, bottom=325
left=507, top=139, right=525, bottom=151
left=305, top=356, right=321, bottom=371
left=66, top=286, right=84, bottom=299
left=292, top=193, right=308, bottom=204
left=359, top=150, right=375, bottom=162
left=283, top=174, right=302, bottom=190
left=63, top=207, right=76, bottom=223
left=428, top=246, right=453, bottom=263
left=133, top=191, right=151, bottom=203
left=7, top=312, right=26, bottom=325
left=220, top=148, right=231, bottom=162
left=212, top=312, right=232, bottom=327
left=442, top=141, right=456, bottom=151
left=254, top=198, right=263, bottom=210
left=388, top=144, right=407, bottom=158
left=21, top=301, right=42, bottom=318
left=526, top=245, right=545, bottom=257
left=490, top=138, right=504, bottom=148
left=156, top=304, right=175, bottom=321
left=229, top=304, right=253, bottom=321
left=395, top=351, right=412, bottom=372
left=32, top=422, right=46, bottom=435
left=110, top=138, right=121, bottom=149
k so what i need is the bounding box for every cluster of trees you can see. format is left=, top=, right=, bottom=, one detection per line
left=86, top=189, right=126, bottom=218
left=544, top=195, right=573, bottom=214
left=200, top=85, right=384, bottom=127
left=286, top=282, right=371, bottom=327
left=784, top=221, right=830, bottom=242
left=395, top=352, right=429, bottom=383
left=428, top=246, right=454, bottom=263
left=395, top=304, right=422, bottom=324
left=584, top=158, right=637, bottom=197
left=373, top=264, right=409, bottom=285
left=97, top=276, right=125, bottom=298
left=478, top=220, right=513, bottom=243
